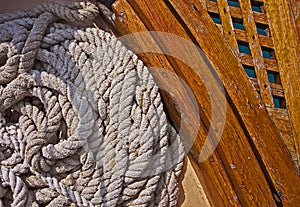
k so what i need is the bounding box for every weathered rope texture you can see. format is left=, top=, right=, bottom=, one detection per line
left=0, top=1, right=184, bottom=207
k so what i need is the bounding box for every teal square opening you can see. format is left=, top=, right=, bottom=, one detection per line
left=256, top=23, right=270, bottom=36
left=238, top=41, right=251, bottom=55
left=251, top=5, right=261, bottom=12
left=243, top=65, right=256, bottom=78
left=262, top=47, right=275, bottom=59
left=234, top=22, right=245, bottom=30
left=228, top=0, right=240, bottom=7
left=251, top=0, right=264, bottom=12
left=273, top=96, right=285, bottom=108
left=232, top=17, right=245, bottom=30
left=257, top=27, right=265, bottom=35
left=267, top=71, right=281, bottom=84
left=209, top=12, right=221, bottom=24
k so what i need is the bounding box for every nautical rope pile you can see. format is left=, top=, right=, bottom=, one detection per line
left=0, top=2, right=185, bottom=206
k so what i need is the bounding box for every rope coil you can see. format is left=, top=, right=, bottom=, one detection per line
left=0, top=2, right=184, bottom=206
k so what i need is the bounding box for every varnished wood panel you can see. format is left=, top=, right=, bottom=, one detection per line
left=216, top=0, right=239, bottom=53
left=113, top=0, right=283, bottom=206
left=264, top=0, right=300, bottom=170
left=239, top=0, right=273, bottom=107
left=113, top=1, right=236, bottom=206
left=267, top=107, right=297, bottom=165
left=165, top=0, right=300, bottom=205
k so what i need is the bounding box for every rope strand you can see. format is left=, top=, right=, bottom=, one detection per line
left=0, top=2, right=184, bottom=206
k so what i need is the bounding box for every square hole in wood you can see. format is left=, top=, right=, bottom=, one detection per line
left=267, top=70, right=281, bottom=84
left=243, top=65, right=256, bottom=78
left=209, top=12, right=221, bottom=24
left=273, top=96, right=286, bottom=108
left=238, top=41, right=251, bottom=55
left=232, top=17, right=245, bottom=30
left=256, top=22, right=271, bottom=36
left=262, top=46, right=276, bottom=59
left=228, top=0, right=240, bottom=7
left=251, top=0, right=265, bottom=13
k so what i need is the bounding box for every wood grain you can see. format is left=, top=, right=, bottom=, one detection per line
left=264, top=0, right=300, bottom=170
left=267, top=107, right=297, bottom=165
left=216, top=0, right=239, bottom=53
left=234, top=29, right=274, bottom=48
left=287, top=0, right=300, bottom=58
left=202, top=0, right=297, bottom=170
left=250, top=78, right=284, bottom=98
left=239, top=53, right=279, bottom=72
left=165, top=0, right=300, bottom=205
left=206, top=1, right=269, bottom=25
left=239, top=0, right=273, bottom=107
left=113, top=1, right=235, bottom=206
left=113, top=0, right=281, bottom=206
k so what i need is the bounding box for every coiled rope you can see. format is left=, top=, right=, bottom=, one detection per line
left=0, top=1, right=184, bottom=206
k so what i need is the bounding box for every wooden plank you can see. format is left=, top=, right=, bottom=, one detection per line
left=112, top=1, right=237, bottom=206
left=252, top=11, right=269, bottom=25
left=287, top=0, right=300, bottom=58
left=270, top=82, right=285, bottom=98
left=264, top=59, right=279, bottom=72
left=165, top=0, right=300, bottom=205
left=216, top=0, right=239, bottom=53
left=179, top=157, right=211, bottom=207
left=258, top=34, right=274, bottom=48
left=264, top=0, right=300, bottom=169
left=234, top=29, right=274, bottom=49
left=234, top=28, right=248, bottom=42
left=206, top=1, right=269, bottom=25
left=114, top=0, right=278, bottom=206
left=239, top=53, right=254, bottom=66
left=250, top=78, right=285, bottom=98
left=239, top=54, right=279, bottom=72
left=198, top=0, right=207, bottom=9
left=267, top=107, right=298, bottom=166
left=239, top=0, right=274, bottom=107
left=206, top=1, right=219, bottom=14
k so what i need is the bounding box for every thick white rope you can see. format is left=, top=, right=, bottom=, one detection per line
left=0, top=2, right=184, bottom=207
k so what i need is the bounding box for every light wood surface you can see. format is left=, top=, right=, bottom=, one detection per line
left=179, top=157, right=211, bottom=207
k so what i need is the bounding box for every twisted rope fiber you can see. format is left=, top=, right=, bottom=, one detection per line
left=0, top=1, right=185, bottom=207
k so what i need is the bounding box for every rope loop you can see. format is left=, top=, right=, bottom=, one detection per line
left=0, top=2, right=184, bottom=206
